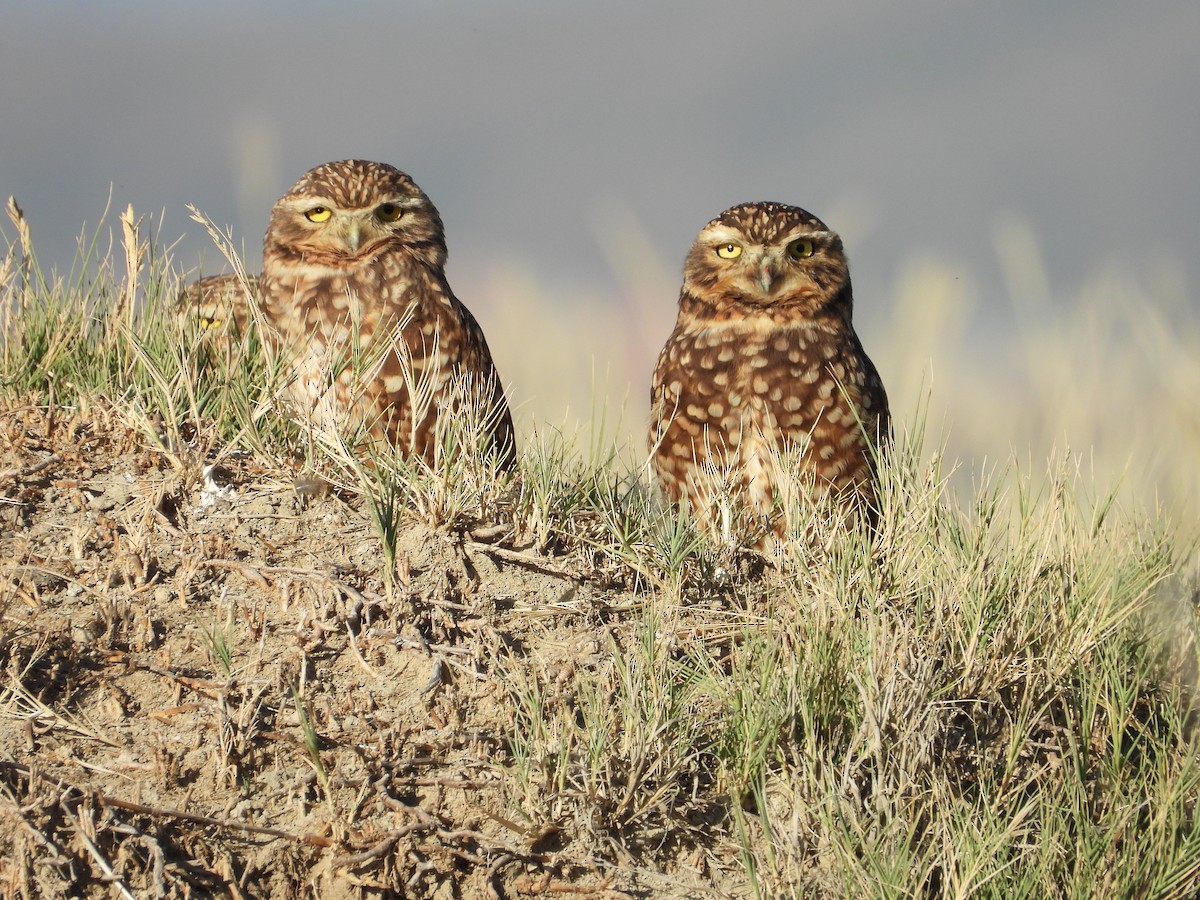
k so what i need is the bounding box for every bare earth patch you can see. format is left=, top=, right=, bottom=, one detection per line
left=0, top=397, right=730, bottom=898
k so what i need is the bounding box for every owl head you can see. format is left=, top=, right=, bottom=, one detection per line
left=682, top=202, right=852, bottom=319
left=177, top=273, right=257, bottom=333
left=263, top=160, right=447, bottom=270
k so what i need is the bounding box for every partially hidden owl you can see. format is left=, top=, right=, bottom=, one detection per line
left=178, top=273, right=258, bottom=343
left=244, top=160, right=515, bottom=466
left=650, top=202, right=889, bottom=543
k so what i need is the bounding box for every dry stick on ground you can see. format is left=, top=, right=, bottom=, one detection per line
left=108, top=817, right=168, bottom=896
left=197, top=559, right=368, bottom=604
left=1, top=797, right=71, bottom=867
left=465, top=541, right=577, bottom=580
left=100, top=795, right=336, bottom=847
left=7, top=760, right=542, bottom=871
left=331, top=822, right=429, bottom=869
left=97, top=651, right=228, bottom=698
left=69, top=803, right=138, bottom=900
left=510, top=873, right=625, bottom=897
left=0, top=453, right=62, bottom=486
left=1, top=761, right=333, bottom=848
left=3, top=680, right=124, bottom=748
left=94, top=792, right=331, bottom=849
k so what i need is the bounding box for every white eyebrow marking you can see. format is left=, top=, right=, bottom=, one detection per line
left=785, top=230, right=833, bottom=242
left=701, top=225, right=750, bottom=245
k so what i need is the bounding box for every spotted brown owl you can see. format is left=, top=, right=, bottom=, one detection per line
left=177, top=273, right=258, bottom=343
left=649, top=202, right=889, bottom=543
left=257, top=160, right=515, bottom=466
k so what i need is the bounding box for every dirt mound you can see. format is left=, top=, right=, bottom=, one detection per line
left=0, top=398, right=721, bottom=898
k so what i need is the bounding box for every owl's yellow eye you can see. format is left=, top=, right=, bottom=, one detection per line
left=788, top=239, right=814, bottom=259
left=716, top=243, right=742, bottom=259
left=305, top=206, right=332, bottom=223
left=376, top=202, right=403, bottom=222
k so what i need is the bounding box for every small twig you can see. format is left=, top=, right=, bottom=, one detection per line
left=0, top=799, right=70, bottom=866
left=510, top=874, right=621, bottom=896
left=109, top=819, right=166, bottom=896
left=440, top=653, right=489, bottom=684
left=406, top=856, right=438, bottom=889
left=266, top=565, right=369, bottom=604
left=0, top=452, right=62, bottom=485
left=392, top=634, right=474, bottom=658
left=1, top=761, right=334, bottom=849
left=198, top=559, right=368, bottom=603
left=2, top=679, right=123, bottom=748
left=330, top=820, right=443, bottom=868
left=488, top=852, right=516, bottom=900
left=346, top=622, right=379, bottom=678
left=71, top=808, right=138, bottom=900
left=97, top=794, right=334, bottom=847
left=420, top=657, right=447, bottom=696
left=465, top=542, right=577, bottom=580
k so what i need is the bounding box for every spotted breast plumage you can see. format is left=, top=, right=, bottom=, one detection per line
left=650, top=202, right=889, bottom=543
left=250, top=160, right=514, bottom=465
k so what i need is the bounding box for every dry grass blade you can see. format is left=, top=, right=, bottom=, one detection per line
left=1, top=671, right=122, bottom=749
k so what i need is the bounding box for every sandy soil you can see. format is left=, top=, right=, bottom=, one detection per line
left=0, top=397, right=729, bottom=898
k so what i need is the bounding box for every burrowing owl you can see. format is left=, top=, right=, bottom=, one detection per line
left=650, top=202, right=889, bottom=542
left=178, top=273, right=257, bottom=342
left=256, top=160, right=514, bottom=465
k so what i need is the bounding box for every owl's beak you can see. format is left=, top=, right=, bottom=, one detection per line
left=343, top=220, right=362, bottom=254
left=757, top=258, right=777, bottom=294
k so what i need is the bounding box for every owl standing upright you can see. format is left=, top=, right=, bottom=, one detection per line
left=256, top=160, right=514, bottom=466
left=650, top=202, right=889, bottom=542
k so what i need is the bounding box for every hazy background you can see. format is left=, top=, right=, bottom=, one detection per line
left=2, top=1, right=1197, bottom=514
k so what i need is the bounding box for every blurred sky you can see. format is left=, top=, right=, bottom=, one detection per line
left=2, top=0, right=1198, bottom=444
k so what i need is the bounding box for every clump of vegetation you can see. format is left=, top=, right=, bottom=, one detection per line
left=0, top=200, right=1196, bottom=897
